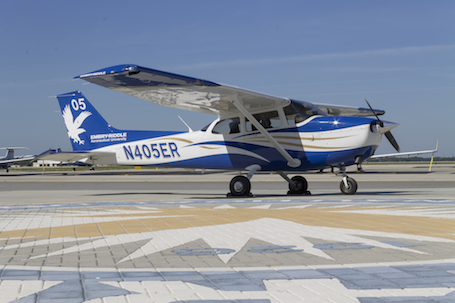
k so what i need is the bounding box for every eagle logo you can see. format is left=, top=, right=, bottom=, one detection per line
left=62, top=105, right=92, bottom=145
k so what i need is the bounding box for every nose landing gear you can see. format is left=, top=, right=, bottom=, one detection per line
left=339, top=168, right=358, bottom=195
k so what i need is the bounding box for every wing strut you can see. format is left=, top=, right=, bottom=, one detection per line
left=231, top=95, right=301, bottom=168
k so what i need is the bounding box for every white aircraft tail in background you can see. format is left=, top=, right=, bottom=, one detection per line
left=0, top=147, right=35, bottom=172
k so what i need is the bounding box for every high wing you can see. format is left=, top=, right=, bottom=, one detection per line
left=36, top=150, right=116, bottom=165
left=75, top=64, right=290, bottom=116
left=76, top=64, right=385, bottom=117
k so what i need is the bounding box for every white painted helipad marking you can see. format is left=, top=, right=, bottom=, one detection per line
left=213, top=204, right=236, bottom=209
left=248, top=204, right=271, bottom=209
left=101, top=278, right=455, bottom=303
left=110, top=218, right=451, bottom=264
left=276, top=204, right=312, bottom=209
left=0, top=280, right=61, bottom=302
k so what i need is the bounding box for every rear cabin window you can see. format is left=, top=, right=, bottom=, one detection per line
left=246, top=110, right=281, bottom=132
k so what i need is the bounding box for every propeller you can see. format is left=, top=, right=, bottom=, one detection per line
left=365, top=99, right=401, bottom=153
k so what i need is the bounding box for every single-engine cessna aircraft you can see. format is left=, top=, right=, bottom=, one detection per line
left=42, top=64, right=404, bottom=195
left=0, top=147, right=35, bottom=172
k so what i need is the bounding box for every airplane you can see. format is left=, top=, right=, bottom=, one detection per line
left=39, top=64, right=404, bottom=196
left=0, top=147, right=35, bottom=172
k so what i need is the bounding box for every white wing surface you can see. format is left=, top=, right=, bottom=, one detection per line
left=75, top=65, right=290, bottom=116
left=75, top=64, right=385, bottom=117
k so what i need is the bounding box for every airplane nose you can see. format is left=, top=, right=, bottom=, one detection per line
left=378, top=121, right=399, bottom=134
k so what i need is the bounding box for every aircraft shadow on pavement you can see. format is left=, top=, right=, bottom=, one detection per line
left=0, top=169, right=227, bottom=177
left=87, top=190, right=413, bottom=200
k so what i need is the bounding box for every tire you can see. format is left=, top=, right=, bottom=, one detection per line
left=288, top=176, right=308, bottom=195
left=229, top=176, right=251, bottom=196
left=340, top=177, right=357, bottom=195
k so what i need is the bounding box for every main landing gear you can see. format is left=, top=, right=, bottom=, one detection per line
left=227, top=165, right=358, bottom=197
left=228, top=175, right=252, bottom=197
left=277, top=172, right=310, bottom=195
left=227, top=164, right=260, bottom=197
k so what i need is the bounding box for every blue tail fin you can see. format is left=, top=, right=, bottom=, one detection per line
left=57, top=91, right=180, bottom=151
left=57, top=91, right=125, bottom=151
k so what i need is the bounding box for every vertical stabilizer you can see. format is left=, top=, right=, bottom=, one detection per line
left=57, top=91, right=121, bottom=151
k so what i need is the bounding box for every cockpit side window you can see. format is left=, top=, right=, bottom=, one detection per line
left=212, top=117, right=241, bottom=134
left=245, top=110, right=281, bottom=132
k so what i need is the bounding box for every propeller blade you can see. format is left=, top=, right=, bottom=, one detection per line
left=366, top=99, right=400, bottom=152
left=385, top=131, right=401, bottom=153
left=365, top=99, right=383, bottom=127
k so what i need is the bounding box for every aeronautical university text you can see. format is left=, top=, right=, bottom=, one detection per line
left=90, top=133, right=127, bottom=143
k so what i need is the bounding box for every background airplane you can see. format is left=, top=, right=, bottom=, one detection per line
left=39, top=64, right=405, bottom=196
left=0, top=148, right=35, bottom=172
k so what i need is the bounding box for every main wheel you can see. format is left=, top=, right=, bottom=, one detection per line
left=340, top=177, right=357, bottom=195
left=288, top=176, right=308, bottom=195
left=229, top=176, right=251, bottom=196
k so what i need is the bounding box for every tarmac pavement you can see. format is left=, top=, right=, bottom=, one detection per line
left=1, top=164, right=455, bottom=302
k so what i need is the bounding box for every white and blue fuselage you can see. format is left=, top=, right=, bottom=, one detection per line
left=60, top=91, right=384, bottom=172
left=111, top=117, right=381, bottom=171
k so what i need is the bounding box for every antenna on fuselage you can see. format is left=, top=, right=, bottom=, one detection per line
left=178, top=116, right=193, bottom=133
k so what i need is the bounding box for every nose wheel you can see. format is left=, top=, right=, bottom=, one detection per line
left=340, top=176, right=358, bottom=195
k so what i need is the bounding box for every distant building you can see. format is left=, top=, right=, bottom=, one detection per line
left=33, top=160, right=60, bottom=168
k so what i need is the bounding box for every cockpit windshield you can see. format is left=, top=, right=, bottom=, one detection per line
left=284, top=99, right=326, bottom=126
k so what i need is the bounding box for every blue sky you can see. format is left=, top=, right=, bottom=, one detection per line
left=1, top=0, right=454, bottom=157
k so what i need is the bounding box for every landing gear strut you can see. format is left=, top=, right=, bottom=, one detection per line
left=288, top=176, right=309, bottom=195
left=339, top=168, right=358, bottom=195
left=278, top=172, right=310, bottom=195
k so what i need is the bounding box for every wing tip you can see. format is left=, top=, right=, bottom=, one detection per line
left=74, top=64, right=138, bottom=79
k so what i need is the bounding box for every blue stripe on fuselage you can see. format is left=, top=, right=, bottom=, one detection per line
left=138, top=146, right=375, bottom=171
